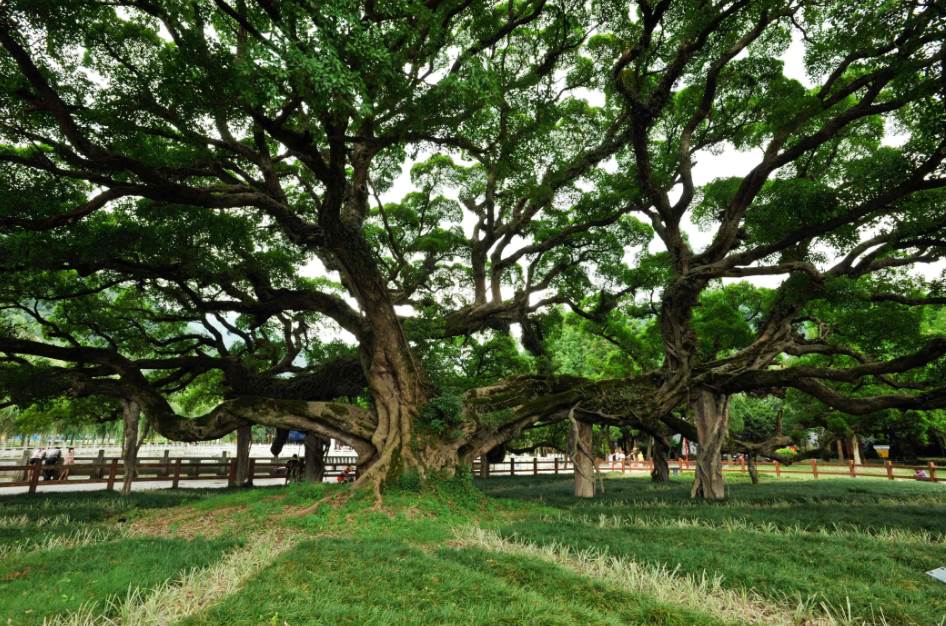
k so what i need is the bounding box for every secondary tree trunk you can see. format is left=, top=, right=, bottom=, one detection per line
left=747, top=454, right=759, bottom=485
left=836, top=438, right=845, bottom=461
left=570, top=419, right=595, bottom=498
left=303, top=432, right=329, bottom=482
left=234, top=424, right=252, bottom=486
left=849, top=433, right=862, bottom=465
left=690, top=389, right=729, bottom=501
left=650, top=437, right=669, bottom=482
left=120, top=399, right=141, bottom=496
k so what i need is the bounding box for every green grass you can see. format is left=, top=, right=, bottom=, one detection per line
left=1, top=475, right=944, bottom=625
left=0, top=490, right=237, bottom=625
left=1, top=536, right=236, bottom=625
left=480, top=475, right=946, bottom=625
left=0, top=490, right=208, bottom=548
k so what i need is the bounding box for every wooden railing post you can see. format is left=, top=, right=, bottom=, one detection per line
left=509, top=458, right=515, bottom=477
left=94, top=449, right=105, bottom=478
left=15, top=450, right=28, bottom=482
left=17, top=450, right=29, bottom=482
left=172, top=458, right=182, bottom=488
left=106, top=459, right=118, bottom=491
left=774, top=460, right=781, bottom=479
left=929, top=461, right=938, bottom=483
left=218, top=451, right=228, bottom=477
left=28, top=462, right=41, bottom=495
left=227, top=458, right=238, bottom=487
left=554, top=458, right=559, bottom=475
left=740, top=456, right=746, bottom=473
left=811, top=458, right=818, bottom=479
left=533, top=457, right=538, bottom=476
left=162, top=449, right=170, bottom=477
left=247, top=458, right=256, bottom=483
left=885, top=460, right=894, bottom=480
left=848, top=459, right=856, bottom=478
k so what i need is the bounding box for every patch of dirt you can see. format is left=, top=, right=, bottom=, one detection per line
left=128, top=505, right=249, bottom=539
left=3, top=566, right=30, bottom=581
left=402, top=506, right=434, bottom=520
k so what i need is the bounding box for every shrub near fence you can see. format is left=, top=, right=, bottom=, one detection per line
left=0, top=454, right=359, bottom=494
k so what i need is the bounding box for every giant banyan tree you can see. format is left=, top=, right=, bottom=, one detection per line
left=1, top=0, right=945, bottom=500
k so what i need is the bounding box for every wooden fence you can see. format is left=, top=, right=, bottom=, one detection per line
left=472, top=456, right=941, bottom=482
left=0, top=453, right=359, bottom=494
left=2, top=454, right=940, bottom=495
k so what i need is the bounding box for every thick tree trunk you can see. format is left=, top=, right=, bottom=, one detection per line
left=303, top=432, right=329, bottom=482
left=690, top=389, right=729, bottom=500
left=849, top=433, right=862, bottom=465
left=362, top=347, right=430, bottom=482
left=323, top=185, right=455, bottom=488
left=120, top=400, right=141, bottom=496
left=569, top=419, right=595, bottom=498
left=650, top=437, right=669, bottom=482
left=234, top=425, right=252, bottom=486
left=836, top=438, right=845, bottom=461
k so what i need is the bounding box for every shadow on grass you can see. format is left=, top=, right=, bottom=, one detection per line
left=478, top=475, right=946, bottom=625
left=181, top=536, right=728, bottom=626
left=0, top=535, right=236, bottom=626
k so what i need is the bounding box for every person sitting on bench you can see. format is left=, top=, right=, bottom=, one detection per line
left=336, top=465, right=356, bottom=483
left=285, top=454, right=304, bottom=483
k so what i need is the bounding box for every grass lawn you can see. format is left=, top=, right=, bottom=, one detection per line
left=0, top=474, right=943, bottom=625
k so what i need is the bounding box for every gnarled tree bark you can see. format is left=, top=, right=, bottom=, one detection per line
left=690, top=389, right=729, bottom=500
left=303, top=432, right=330, bottom=482
left=747, top=454, right=759, bottom=485
left=650, top=436, right=670, bottom=483
left=120, top=399, right=142, bottom=496
left=849, top=433, right=862, bottom=465
left=569, top=418, right=595, bottom=498
left=234, top=424, right=252, bottom=487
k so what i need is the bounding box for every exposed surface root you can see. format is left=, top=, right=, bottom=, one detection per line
left=129, top=505, right=247, bottom=539
left=282, top=487, right=353, bottom=519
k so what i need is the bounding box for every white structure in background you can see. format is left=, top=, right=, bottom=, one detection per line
left=0, top=438, right=358, bottom=461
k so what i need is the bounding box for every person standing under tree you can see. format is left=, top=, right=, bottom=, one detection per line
left=29, top=447, right=45, bottom=465
left=59, top=447, right=75, bottom=480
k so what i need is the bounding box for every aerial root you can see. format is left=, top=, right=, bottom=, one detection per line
left=283, top=463, right=389, bottom=518
left=280, top=482, right=356, bottom=519
left=369, top=475, right=386, bottom=513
